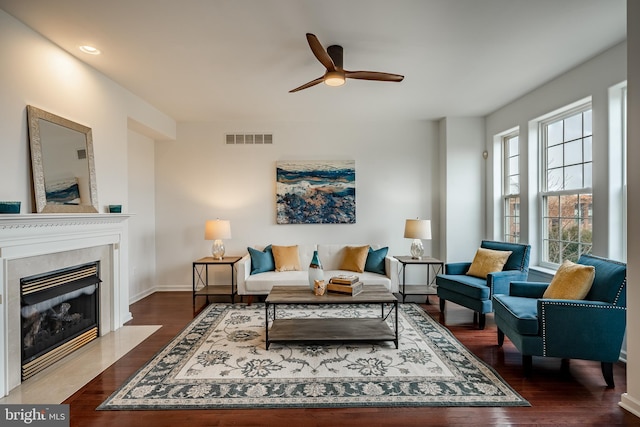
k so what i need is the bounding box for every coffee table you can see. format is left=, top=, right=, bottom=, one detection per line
left=264, top=285, right=398, bottom=350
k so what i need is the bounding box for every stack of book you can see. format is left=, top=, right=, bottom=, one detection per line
left=327, top=275, right=363, bottom=296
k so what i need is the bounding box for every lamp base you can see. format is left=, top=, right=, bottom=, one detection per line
left=410, top=239, right=424, bottom=259
left=211, top=240, right=225, bottom=260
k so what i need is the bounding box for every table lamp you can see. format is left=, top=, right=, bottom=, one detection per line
left=205, top=219, right=231, bottom=260
left=404, top=219, right=431, bottom=259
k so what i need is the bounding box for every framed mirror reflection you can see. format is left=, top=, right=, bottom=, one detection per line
left=27, top=105, right=99, bottom=213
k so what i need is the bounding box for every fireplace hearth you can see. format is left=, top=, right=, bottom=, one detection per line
left=20, top=262, right=101, bottom=380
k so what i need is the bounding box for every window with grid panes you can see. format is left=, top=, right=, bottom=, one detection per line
left=541, top=106, right=592, bottom=266
left=503, top=133, right=520, bottom=243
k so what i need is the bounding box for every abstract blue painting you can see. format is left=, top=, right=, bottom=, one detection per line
left=45, top=178, right=81, bottom=205
left=276, top=160, right=355, bottom=224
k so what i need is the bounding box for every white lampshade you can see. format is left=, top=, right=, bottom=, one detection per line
left=404, top=219, right=432, bottom=240
left=404, top=219, right=431, bottom=259
left=205, top=219, right=231, bottom=240
left=205, top=219, right=231, bottom=259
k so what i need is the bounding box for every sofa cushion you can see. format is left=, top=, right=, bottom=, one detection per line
left=480, top=240, right=530, bottom=272
left=247, top=245, right=275, bottom=275
left=578, top=255, right=627, bottom=304
left=437, top=274, right=491, bottom=300
left=244, top=269, right=392, bottom=294
left=365, top=246, right=388, bottom=275
left=543, top=260, right=595, bottom=300
left=272, top=245, right=301, bottom=272
left=493, top=294, right=540, bottom=336
left=316, top=244, right=384, bottom=271
left=245, top=270, right=309, bottom=293
left=339, top=245, right=370, bottom=273
left=466, top=248, right=512, bottom=279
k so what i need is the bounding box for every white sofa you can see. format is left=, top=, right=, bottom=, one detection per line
left=236, top=244, right=399, bottom=300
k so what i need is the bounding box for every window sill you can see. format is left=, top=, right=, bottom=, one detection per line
left=528, top=265, right=556, bottom=282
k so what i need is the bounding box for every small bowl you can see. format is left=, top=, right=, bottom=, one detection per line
left=0, top=201, right=21, bottom=214
left=108, top=204, right=122, bottom=213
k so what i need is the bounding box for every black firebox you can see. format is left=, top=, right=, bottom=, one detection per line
left=20, top=261, right=101, bottom=380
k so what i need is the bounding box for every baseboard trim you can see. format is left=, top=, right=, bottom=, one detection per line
left=154, top=285, right=191, bottom=292
left=620, top=393, right=640, bottom=418
left=130, top=286, right=191, bottom=303
left=129, top=287, right=157, bottom=304
left=620, top=348, right=628, bottom=363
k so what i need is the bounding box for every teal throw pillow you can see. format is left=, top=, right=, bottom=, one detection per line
left=365, top=246, right=388, bottom=275
left=248, top=245, right=275, bottom=275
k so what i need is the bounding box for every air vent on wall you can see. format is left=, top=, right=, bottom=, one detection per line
left=225, top=133, right=273, bottom=145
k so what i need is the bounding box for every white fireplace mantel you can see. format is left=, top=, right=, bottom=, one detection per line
left=0, top=213, right=131, bottom=397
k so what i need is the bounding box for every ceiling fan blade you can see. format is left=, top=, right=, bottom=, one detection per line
left=345, top=70, right=404, bottom=82
left=289, top=76, right=324, bottom=93
left=306, top=33, right=335, bottom=71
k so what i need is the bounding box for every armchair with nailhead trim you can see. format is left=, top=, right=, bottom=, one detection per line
left=492, top=254, right=627, bottom=388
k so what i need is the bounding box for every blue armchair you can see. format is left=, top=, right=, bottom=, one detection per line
left=436, top=240, right=531, bottom=329
left=492, top=254, right=627, bottom=388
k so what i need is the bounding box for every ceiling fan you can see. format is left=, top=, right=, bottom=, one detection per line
left=289, top=33, right=404, bottom=93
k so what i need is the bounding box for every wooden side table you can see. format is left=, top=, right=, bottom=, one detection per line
left=393, top=256, right=444, bottom=303
left=192, top=256, right=242, bottom=306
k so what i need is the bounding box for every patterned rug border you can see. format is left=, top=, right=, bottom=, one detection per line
left=98, top=303, right=529, bottom=410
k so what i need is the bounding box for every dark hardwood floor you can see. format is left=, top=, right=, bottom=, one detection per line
left=64, top=292, right=640, bottom=426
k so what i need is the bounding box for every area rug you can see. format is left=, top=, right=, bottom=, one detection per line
left=98, top=303, right=528, bottom=409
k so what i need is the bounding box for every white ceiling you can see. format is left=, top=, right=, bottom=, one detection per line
left=0, top=0, right=626, bottom=122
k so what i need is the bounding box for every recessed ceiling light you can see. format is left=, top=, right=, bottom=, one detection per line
left=79, top=45, right=101, bottom=55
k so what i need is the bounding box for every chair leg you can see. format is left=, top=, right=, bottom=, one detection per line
left=602, top=362, right=615, bottom=388
left=523, top=355, right=532, bottom=377
left=439, top=298, right=445, bottom=312
left=247, top=295, right=254, bottom=306
left=478, top=313, right=486, bottom=330
left=497, top=328, right=504, bottom=346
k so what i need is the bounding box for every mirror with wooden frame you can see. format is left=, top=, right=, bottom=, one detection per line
left=27, top=105, right=98, bottom=213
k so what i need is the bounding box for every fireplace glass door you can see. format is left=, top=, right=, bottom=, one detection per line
left=20, top=262, right=101, bottom=380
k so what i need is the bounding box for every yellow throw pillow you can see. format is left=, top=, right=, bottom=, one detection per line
left=543, top=260, right=595, bottom=300
left=271, top=245, right=301, bottom=272
left=466, top=248, right=512, bottom=279
left=339, top=245, right=370, bottom=273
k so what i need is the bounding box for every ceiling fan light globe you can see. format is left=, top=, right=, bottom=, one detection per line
left=324, top=71, right=345, bottom=87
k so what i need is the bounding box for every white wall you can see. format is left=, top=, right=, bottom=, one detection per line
left=0, top=11, right=175, bottom=309
left=0, top=10, right=175, bottom=210
left=154, top=120, right=440, bottom=290
left=439, top=117, right=486, bottom=263
left=127, top=129, right=157, bottom=302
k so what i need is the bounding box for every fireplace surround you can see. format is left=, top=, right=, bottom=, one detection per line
left=0, top=213, right=130, bottom=397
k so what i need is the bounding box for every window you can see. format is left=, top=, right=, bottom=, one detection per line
left=541, top=106, right=592, bottom=265
left=503, top=133, right=520, bottom=243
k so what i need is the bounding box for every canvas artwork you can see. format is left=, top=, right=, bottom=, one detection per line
left=45, top=177, right=81, bottom=205
left=276, top=160, right=355, bottom=224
